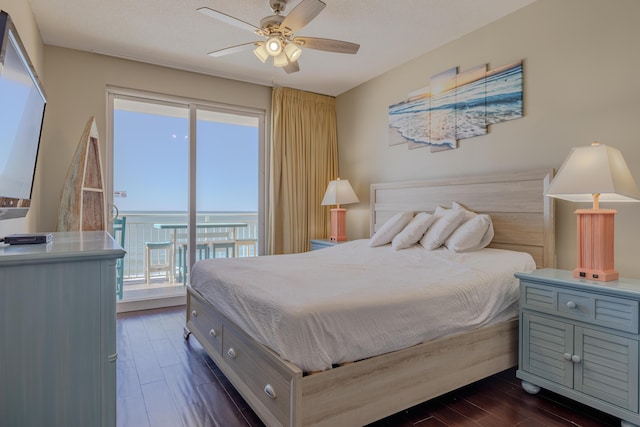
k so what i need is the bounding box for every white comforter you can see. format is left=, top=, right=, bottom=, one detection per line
left=190, top=239, right=535, bottom=372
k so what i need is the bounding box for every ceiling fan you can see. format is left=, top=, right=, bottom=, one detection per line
left=197, top=0, right=360, bottom=74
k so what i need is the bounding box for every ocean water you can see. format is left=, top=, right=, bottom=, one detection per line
left=389, top=63, right=523, bottom=148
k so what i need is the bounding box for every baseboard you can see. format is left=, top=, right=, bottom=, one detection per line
left=117, top=294, right=186, bottom=313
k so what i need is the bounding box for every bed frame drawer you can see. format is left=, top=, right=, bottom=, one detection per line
left=222, top=330, right=292, bottom=427
left=187, top=294, right=223, bottom=355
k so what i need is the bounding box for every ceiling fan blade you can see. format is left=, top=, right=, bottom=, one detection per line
left=294, top=37, right=360, bottom=54
left=197, top=7, right=260, bottom=33
left=283, top=60, right=300, bottom=74
left=280, top=0, right=326, bottom=33
left=207, top=42, right=260, bottom=57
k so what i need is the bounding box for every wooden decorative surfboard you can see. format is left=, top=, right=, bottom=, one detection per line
left=57, top=116, right=106, bottom=231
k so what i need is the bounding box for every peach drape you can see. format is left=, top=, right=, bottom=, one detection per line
left=268, top=87, right=338, bottom=254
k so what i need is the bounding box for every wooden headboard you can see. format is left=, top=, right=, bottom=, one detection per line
left=370, top=169, right=556, bottom=268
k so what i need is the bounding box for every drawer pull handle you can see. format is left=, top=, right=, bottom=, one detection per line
left=192, top=310, right=198, bottom=317
left=227, top=348, right=237, bottom=359
left=264, top=384, right=277, bottom=399
left=209, top=328, right=218, bottom=337
left=566, top=301, right=576, bottom=309
left=563, top=353, right=581, bottom=363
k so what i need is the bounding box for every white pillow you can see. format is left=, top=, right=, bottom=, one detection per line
left=452, top=201, right=476, bottom=221
left=450, top=202, right=495, bottom=251
left=419, top=206, right=465, bottom=250
left=392, top=212, right=434, bottom=250
left=369, top=211, right=414, bottom=247
left=445, top=214, right=494, bottom=252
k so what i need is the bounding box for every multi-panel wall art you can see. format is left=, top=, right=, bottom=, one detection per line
left=388, top=60, right=523, bottom=152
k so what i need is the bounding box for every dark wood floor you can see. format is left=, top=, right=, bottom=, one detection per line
left=117, top=306, right=621, bottom=427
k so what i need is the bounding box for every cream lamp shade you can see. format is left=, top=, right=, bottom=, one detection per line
left=546, top=141, right=640, bottom=207
left=253, top=44, right=269, bottom=63
left=546, top=141, right=640, bottom=282
left=321, top=178, right=359, bottom=208
left=266, top=36, right=283, bottom=56
left=273, top=52, right=289, bottom=68
left=321, top=178, right=359, bottom=241
left=284, top=42, right=302, bottom=62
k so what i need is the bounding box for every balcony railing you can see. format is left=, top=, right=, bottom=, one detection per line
left=116, top=211, right=258, bottom=283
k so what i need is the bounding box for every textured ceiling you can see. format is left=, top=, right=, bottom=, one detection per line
left=27, top=0, right=536, bottom=96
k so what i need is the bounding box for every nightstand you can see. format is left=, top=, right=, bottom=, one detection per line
left=310, top=239, right=345, bottom=251
left=515, top=268, right=640, bottom=427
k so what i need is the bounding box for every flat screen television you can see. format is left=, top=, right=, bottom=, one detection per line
left=0, top=10, right=47, bottom=221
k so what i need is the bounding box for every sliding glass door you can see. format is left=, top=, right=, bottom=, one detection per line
left=108, top=90, right=264, bottom=302
left=196, top=109, right=259, bottom=260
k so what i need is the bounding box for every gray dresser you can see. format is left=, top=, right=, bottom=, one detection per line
left=516, top=268, right=640, bottom=427
left=0, top=231, right=125, bottom=427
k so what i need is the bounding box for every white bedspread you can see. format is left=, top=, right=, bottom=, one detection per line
left=190, top=239, right=535, bottom=372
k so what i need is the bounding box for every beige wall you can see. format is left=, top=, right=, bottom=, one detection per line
left=0, top=0, right=45, bottom=236
left=34, top=46, right=271, bottom=233
left=336, top=0, right=640, bottom=278
left=6, top=0, right=640, bottom=278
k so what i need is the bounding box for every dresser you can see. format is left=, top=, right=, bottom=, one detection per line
left=0, top=231, right=125, bottom=427
left=516, top=268, right=640, bottom=427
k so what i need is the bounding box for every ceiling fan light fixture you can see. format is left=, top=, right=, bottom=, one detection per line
left=284, top=42, right=302, bottom=62
left=266, top=36, right=283, bottom=56
left=273, top=52, right=289, bottom=67
left=197, top=0, right=360, bottom=75
left=253, top=44, right=269, bottom=63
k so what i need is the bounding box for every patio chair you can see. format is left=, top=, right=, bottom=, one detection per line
left=208, top=230, right=236, bottom=258
left=236, top=238, right=257, bottom=257
left=113, top=216, right=126, bottom=299
left=144, top=241, right=175, bottom=284
left=178, top=243, right=210, bottom=285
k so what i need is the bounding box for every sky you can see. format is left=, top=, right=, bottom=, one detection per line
left=113, top=109, right=258, bottom=212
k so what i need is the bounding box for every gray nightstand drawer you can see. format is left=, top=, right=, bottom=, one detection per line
left=522, top=281, right=639, bottom=333
left=310, top=239, right=344, bottom=251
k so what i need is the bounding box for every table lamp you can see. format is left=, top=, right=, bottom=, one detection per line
left=321, top=178, right=359, bottom=241
left=546, top=141, right=640, bottom=281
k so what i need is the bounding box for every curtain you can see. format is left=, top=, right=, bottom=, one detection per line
left=268, top=87, right=338, bottom=254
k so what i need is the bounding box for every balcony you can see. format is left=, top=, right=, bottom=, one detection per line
left=115, top=211, right=258, bottom=304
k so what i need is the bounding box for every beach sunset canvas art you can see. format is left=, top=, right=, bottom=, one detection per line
left=429, top=67, right=458, bottom=151
left=388, top=86, right=431, bottom=147
left=388, top=60, right=523, bottom=151
left=455, top=64, right=487, bottom=140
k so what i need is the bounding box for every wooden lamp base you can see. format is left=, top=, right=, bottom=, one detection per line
left=573, top=209, right=618, bottom=282
left=329, top=208, right=348, bottom=241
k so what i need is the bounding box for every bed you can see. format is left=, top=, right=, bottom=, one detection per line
left=184, top=168, right=556, bottom=427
